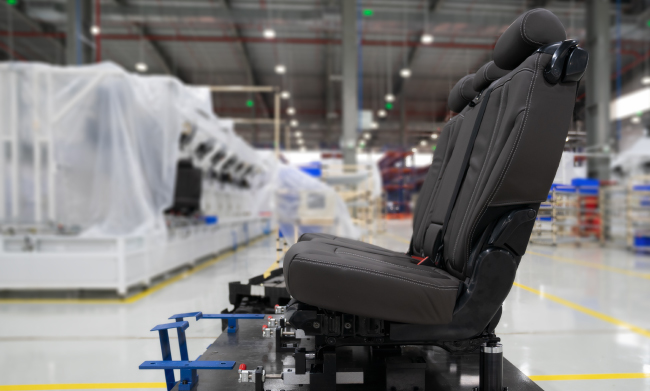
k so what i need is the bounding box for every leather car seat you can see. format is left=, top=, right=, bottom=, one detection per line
left=283, top=9, right=586, bottom=335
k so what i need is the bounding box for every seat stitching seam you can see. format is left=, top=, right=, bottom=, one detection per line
left=293, top=257, right=458, bottom=290
left=415, top=116, right=464, bottom=250
left=520, top=9, right=545, bottom=46
left=453, top=88, right=506, bottom=261
left=452, top=86, right=507, bottom=263
left=462, top=87, right=508, bottom=261
left=466, top=54, right=541, bottom=264
left=465, top=63, right=538, bottom=255
left=459, top=76, right=471, bottom=101
left=337, top=251, right=454, bottom=279
left=337, top=251, right=419, bottom=271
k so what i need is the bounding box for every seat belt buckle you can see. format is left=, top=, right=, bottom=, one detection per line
left=411, top=255, right=436, bottom=267
left=432, top=246, right=444, bottom=267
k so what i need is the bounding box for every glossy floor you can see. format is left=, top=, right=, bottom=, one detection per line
left=1, top=221, right=649, bottom=390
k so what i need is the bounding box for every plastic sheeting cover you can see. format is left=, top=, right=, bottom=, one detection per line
left=0, top=61, right=232, bottom=236
left=253, top=151, right=359, bottom=245
left=611, top=137, right=650, bottom=179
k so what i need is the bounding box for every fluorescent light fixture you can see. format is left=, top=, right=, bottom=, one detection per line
left=294, top=131, right=302, bottom=137
left=377, top=109, right=387, bottom=118
left=371, top=121, right=379, bottom=129
left=420, top=140, right=427, bottom=146
left=385, top=93, right=395, bottom=102
left=275, top=64, right=286, bottom=74
left=642, top=76, right=650, bottom=86
left=400, top=68, right=412, bottom=78
left=90, top=25, right=101, bottom=35
left=287, top=107, right=296, bottom=115
left=611, top=87, right=650, bottom=120
left=135, top=62, right=148, bottom=72
left=421, top=34, right=434, bottom=44
left=631, top=116, right=641, bottom=124
left=431, top=133, right=438, bottom=139
left=280, top=91, right=290, bottom=99
left=290, top=119, right=299, bottom=127
left=263, top=29, right=276, bottom=39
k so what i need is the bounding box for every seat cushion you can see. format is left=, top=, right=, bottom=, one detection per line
left=283, top=241, right=461, bottom=325
left=298, top=233, right=408, bottom=258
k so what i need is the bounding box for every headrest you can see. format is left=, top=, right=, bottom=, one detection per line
left=448, top=74, right=476, bottom=113
left=473, top=61, right=510, bottom=92
left=493, top=9, right=566, bottom=70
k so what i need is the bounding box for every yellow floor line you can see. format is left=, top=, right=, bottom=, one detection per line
left=0, top=235, right=269, bottom=306
left=527, top=250, right=650, bottom=281
left=530, top=372, right=650, bottom=381
left=262, top=259, right=281, bottom=279
left=0, top=384, right=165, bottom=391
left=513, top=282, right=650, bottom=339
left=4, top=372, right=650, bottom=390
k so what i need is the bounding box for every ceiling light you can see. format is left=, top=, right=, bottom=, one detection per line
left=275, top=64, right=286, bottom=74
left=290, top=119, right=299, bottom=127
left=90, top=25, right=101, bottom=36
left=377, top=109, right=387, bottom=118
left=297, top=139, right=304, bottom=145
left=135, top=62, right=148, bottom=72
left=370, top=121, right=378, bottom=129
left=263, top=29, right=276, bottom=39
left=294, top=131, right=302, bottom=137
left=631, top=116, right=641, bottom=124
left=281, top=91, right=290, bottom=99
left=411, top=148, right=417, bottom=153
left=300, top=146, right=306, bottom=152
left=642, top=76, right=650, bottom=85
left=420, top=140, right=427, bottom=146
left=385, top=93, right=395, bottom=102
left=421, top=34, right=434, bottom=44
left=364, top=133, right=371, bottom=140
left=287, top=107, right=296, bottom=115
left=431, top=133, right=438, bottom=139
left=400, top=68, right=412, bottom=78
left=565, top=136, right=570, bottom=142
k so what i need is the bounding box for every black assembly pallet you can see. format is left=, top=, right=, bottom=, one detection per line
left=228, top=268, right=291, bottom=312
left=177, top=317, right=543, bottom=391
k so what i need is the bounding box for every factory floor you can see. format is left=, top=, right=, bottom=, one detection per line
left=1, top=220, right=649, bottom=391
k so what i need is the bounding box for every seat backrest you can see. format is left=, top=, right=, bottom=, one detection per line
left=410, top=75, right=478, bottom=252
left=418, top=9, right=583, bottom=279
left=411, top=64, right=510, bottom=256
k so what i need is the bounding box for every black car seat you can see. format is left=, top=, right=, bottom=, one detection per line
left=295, top=73, right=481, bottom=258
left=282, top=9, right=586, bottom=336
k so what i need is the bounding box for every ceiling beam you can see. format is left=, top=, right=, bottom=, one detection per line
left=138, top=24, right=174, bottom=75
left=220, top=0, right=272, bottom=118
left=111, top=0, right=179, bottom=79
left=5, top=3, right=64, bottom=63
left=392, top=0, right=443, bottom=100
left=2, top=30, right=498, bottom=50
